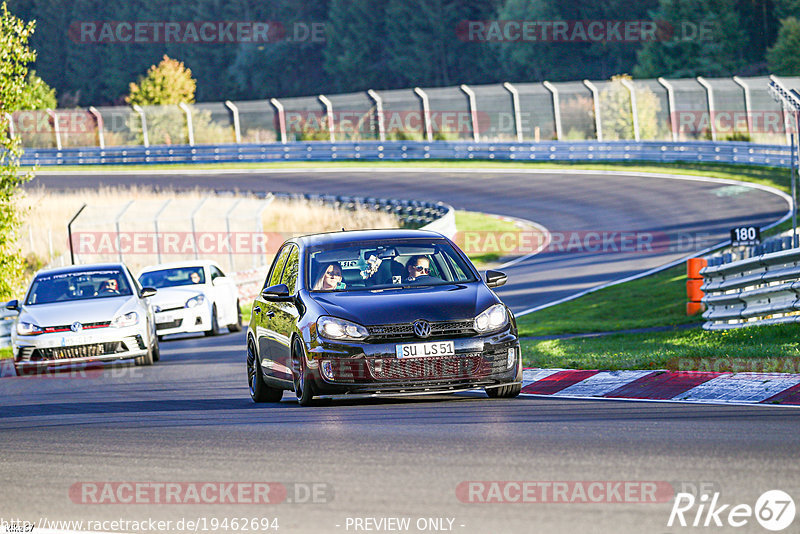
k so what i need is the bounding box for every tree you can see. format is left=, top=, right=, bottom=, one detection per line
left=126, top=55, right=196, bottom=106
left=634, top=0, right=748, bottom=78
left=0, top=1, right=36, bottom=298
left=19, top=70, right=56, bottom=109
left=767, top=17, right=800, bottom=74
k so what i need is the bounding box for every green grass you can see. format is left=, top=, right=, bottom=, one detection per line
left=521, top=324, right=800, bottom=372
left=454, top=210, right=524, bottom=267
left=0, top=347, right=11, bottom=360
left=515, top=263, right=699, bottom=337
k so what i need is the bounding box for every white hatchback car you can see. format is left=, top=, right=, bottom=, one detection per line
left=8, top=263, right=160, bottom=372
left=138, top=261, right=242, bottom=338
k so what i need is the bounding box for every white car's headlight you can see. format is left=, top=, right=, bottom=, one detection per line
left=317, top=316, right=369, bottom=341
left=185, top=295, right=205, bottom=308
left=16, top=321, right=43, bottom=336
left=474, top=304, right=509, bottom=334
left=112, top=311, right=139, bottom=328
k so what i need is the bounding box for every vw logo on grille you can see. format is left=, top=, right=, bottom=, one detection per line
left=413, top=320, right=431, bottom=338
left=70, top=322, right=83, bottom=332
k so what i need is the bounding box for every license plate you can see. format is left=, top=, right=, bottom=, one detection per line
left=395, top=341, right=455, bottom=359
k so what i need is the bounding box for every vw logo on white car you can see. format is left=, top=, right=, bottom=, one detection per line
left=70, top=322, right=83, bottom=332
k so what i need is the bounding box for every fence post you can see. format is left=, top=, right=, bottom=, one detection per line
left=543, top=81, right=562, bottom=141
left=153, top=199, right=171, bottom=264
left=460, top=84, right=480, bottom=142
left=46, top=109, right=62, bottom=150
left=68, top=204, right=87, bottom=265
left=131, top=104, right=149, bottom=147
left=270, top=98, right=287, bottom=144
left=732, top=76, right=753, bottom=138
left=225, top=100, right=242, bottom=144
left=114, top=200, right=134, bottom=263
left=367, top=89, right=386, bottom=142
left=318, top=94, right=336, bottom=142
left=696, top=77, right=716, bottom=141
left=190, top=197, right=209, bottom=261
left=414, top=87, right=433, bottom=142
left=225, top=199, right=243, bottom=272
left=583, top=80, right=603, bottom=142
left=88, top=106, right=105, bottom=148
left=658, top=77, right=678, bottom=142
left=503, top=82, right=523, bottom=142
left=771, top=75, right=796, bottom=145
left=179, top=103, right=195, bottom=146
left=619, top=78, right=640, bottom=141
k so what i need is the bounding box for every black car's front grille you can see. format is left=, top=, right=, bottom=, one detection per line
left=367, top=320, right=475, bottom=340
left=33, top=342, right=123, bottom=361
left=368, top=353, right=483, bottom=380
left=156, top=319, right=183, bottom=329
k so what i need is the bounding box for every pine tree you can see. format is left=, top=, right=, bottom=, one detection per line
left=767, top=16, right=800, bottom=74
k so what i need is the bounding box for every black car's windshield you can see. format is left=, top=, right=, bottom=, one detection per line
left=139, top=267, right=206, bottom=288
left=25, top=269, right=133, bottom=305
left=308, top=239, right=477, bottom=292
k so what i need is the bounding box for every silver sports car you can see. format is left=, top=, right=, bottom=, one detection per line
left=7, top=263, right=160, bottom=373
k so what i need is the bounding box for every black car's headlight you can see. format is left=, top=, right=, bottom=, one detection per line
left=317, top=316, right=369, bottom=341
left=16, top=321, right=43, bottom=336
left=474, top=304, right=509, bottom=334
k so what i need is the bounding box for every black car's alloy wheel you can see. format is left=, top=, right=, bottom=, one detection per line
left=486, top=383, right=522, bottom=398
left=247, top=338, right=282, bottom=403
left=292, top=339, right=316, bottom=406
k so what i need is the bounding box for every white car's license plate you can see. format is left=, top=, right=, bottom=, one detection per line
left=158, top=313, right=174, bottom=322
left=395, top=341, right=455, bottom=359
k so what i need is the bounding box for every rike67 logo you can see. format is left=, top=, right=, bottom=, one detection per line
left=668, top=490, right=795, bottom=531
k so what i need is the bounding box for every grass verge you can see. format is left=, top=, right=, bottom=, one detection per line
left=0, top=347, right=11, bottom=360
left=521, top=324, right=800, bottom=372
left=454, top=210, right=529, bottom=267
left=515, top=263, right=698, bottom=337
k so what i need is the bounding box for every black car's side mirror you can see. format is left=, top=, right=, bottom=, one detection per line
left=5, top=299, right=19, bottom=311
left=261, top=283, right=293, bottom=302
left=140, top=287, right=157, bottom=298
left=485, top=270, right=507, bottom=288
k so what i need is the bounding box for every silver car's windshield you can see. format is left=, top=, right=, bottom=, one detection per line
left=25, top=269, right=133, bottom=305
left=139, top=267, right=206, bottom=288
left=308, top=239, right=477, bottom=292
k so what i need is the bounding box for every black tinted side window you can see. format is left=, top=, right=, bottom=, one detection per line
left=266, top=245, right=291, bottom=289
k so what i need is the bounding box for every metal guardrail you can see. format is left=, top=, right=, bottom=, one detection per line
left=0, top=306, right=18, bottom=349
left=701, top=248, right=800, bottom=330
left=19, top=140, right=796, bottom=168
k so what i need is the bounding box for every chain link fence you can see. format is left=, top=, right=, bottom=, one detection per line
left=12, top=75, right=800, bottom=148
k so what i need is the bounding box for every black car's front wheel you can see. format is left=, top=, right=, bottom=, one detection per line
left=247, top=338, right=283, bottom=403
left=292, top=339, right=316, bottom=406
left=486, top=383, right=522, bottom=398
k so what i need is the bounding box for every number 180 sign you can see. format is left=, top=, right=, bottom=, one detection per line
left=731, top=226, right=761, bottom=246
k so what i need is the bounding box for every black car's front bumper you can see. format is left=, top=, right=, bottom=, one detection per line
left=305, top=327, right=521, bottom=396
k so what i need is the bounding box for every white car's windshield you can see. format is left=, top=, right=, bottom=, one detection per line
left=139, top=267, right=206, bottom=288
left=308, top=239, right=477, bottom=292
left=26, top=269, right=133, bottom=305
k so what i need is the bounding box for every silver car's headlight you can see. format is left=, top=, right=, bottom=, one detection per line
left=185, top=294, right=205, bottom=308
left=112, top=311, right=139, bottom=328
left=16, top=321, right=43, bottom=336
left=474, top=304, right=509, bottom=334
left=317, top=316, right=369, bottom=341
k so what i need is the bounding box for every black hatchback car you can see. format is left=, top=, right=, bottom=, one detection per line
left=246, top=229, right=522, bottom=405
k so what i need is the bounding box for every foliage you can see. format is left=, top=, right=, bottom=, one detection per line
left=634, top=0, right=749, bottom=78
left=0, top=1, right=35, bottom=299
left=767, top=17, right=800, bottom=75
left=19, top=70, right=56, bottom=110
left=599, top=75, right=663, bottom=140
left=126, top=55, right=196, bottom=106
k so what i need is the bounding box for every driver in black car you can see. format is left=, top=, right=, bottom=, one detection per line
left=405, top=255, right=436, bottom=283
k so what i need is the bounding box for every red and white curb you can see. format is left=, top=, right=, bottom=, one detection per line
left=522, top=369, right=800, bottom=406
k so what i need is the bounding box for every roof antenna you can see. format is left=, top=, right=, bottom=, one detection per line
left=341, top=227, right=346, bottom=231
